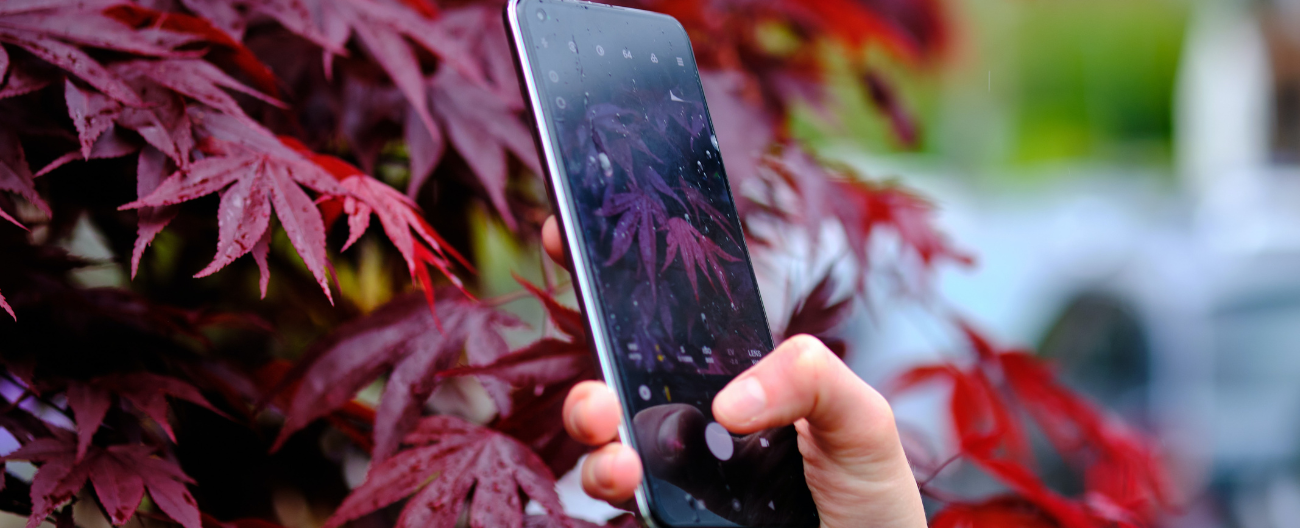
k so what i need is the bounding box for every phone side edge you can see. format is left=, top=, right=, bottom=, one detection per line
left=502, top=3, right=661, bottom=526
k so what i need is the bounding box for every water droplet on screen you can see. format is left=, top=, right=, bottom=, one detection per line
left=548, top=70, right=559, bottom=82
left=554, top=96, right=566, bottom=109
left=768, top=500, right=776, bottom=510
left=710, top=135, right=719, bottom=149
left=696, top=161, right=704, bottom=173
left=568, top=40, right=577, bottom=53
left=651, top=53, right=659, bottom=63
left=700, top=313, right=706, bottom=321
left=732, top=499, right=742, bottom=511
left=596, top=44, right=605, bottom=56
left=759, top=438, right=769, bottom=448
left=638, top=385, right=651, bottom=400
left=598, top=152, right=612, bottom=177
left=622, top=48, right=632, bottom=59
left=534, top=384, right=544, bottom=396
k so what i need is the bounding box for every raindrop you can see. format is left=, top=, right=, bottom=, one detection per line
left=638, top=385, right=652, bottom=400
left=596, top=44, right=605, bottom=56
left=710, top=135, right=719, bottom=149
left=697, top=161, right=704, bottom=172
left=732, top=499, right=742, bottom=511
left=622, top=48, right=632, bottom=59
left=598, top=153, right=613, bottom=177
left=555, top=96, right=567, bottom=109
left=548, top=70, right=559, bottom=82
left=568, top=40, right=577, bottom=53
left=759, top=438, right=769, bottom=448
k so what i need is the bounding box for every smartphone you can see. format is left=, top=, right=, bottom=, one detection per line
left=506, top=2, right=819, bottom=526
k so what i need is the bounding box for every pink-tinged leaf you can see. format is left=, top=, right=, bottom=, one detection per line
left=0, top=126, right=50, bottom=217
left=273, top=292, right=518, bottom=461
left=1, top=8, right=189, bottom=58
left=88, top=449, right=146, bottom=526
left=63, top=79, right=121, bottom=158
left=134, top=451, right=201, bottom=528
left=35, top=125, right=139, bottom=177
left=65, top=382, right=110, bottom=462
left=125, top=155, right=248, bottom=210
left=323, top=415, right=566, bottom=528
left=3, top=436, right=200, bottom=528
left=131, top=146, right=178, bottom=278
left=428, top=67, right=541, bottom=229
left=194, top=165, right=273, bottom=279
left=266, top=161, right=333, bottom=304
left=251, top=225, right=272, bottom=298
left=661, top=217, right=739, bottom=302
left=0, top=31, right=142, bottom=105
left=115, top=85, right=194, bottom=167
left=0, top=60, right=53, bottom=99
left=114, top=59, right=285, bottom=122
left=288, top=140, right=470, bottom=306
left=0, top=289, right=13, bottom=320
left=177, top=0, right=247, bottom=41
left=96, top=372, right=228, bottom=441
left=404, top=102, right=444, bottom=198
left=346, top=10, right=436, bottom=145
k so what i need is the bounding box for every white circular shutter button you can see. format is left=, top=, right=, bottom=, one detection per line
left=704, top=422, right=733, bottom=461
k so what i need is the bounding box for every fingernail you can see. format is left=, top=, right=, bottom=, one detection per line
left=715, top=377, right=766, bottom=425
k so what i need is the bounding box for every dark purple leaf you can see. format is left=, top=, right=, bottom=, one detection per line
left=323, top=415, right=568, bottom=528
left=272, top=292, right=520, bottom=462
left=63, top=79, right=120, bottom=159
left=661, top=217, right=739, bottom=302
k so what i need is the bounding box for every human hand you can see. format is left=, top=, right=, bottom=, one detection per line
left=543, top=216, right=927, bottom=528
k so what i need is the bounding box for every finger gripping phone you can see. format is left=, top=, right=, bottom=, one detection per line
left=506, top=2, right=819, bottom=526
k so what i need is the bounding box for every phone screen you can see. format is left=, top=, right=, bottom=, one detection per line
left=509, top=2, right=818, bottom=526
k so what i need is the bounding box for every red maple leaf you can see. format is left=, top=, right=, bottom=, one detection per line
left=287, top=136, right=471, bottom=307
left=323, top=415, right=569, bottom=528
left=0, top=126, right=50, bottom=230
left=120, top=109, right=348, bottom=302
left=0, top=0, right=193, bottom=106
left=103, top=4, right=281, bottom=96
left=441, top=276, right=597, bottom=476
left=424, top=66, right=541, bottom=229
left=239, top=0, right=483, bottom=140
left=272, top=291, right=521, bottom=462
left=66, top=372, right=228, bottom=461
left=929, top=496, right=1059, bottom=528
left=777, top=271, right=852, bottom=357
left=1, top=435, right=201, bottom=528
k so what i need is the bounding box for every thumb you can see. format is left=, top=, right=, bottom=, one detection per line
left=712, top=334, right=903, bottom=468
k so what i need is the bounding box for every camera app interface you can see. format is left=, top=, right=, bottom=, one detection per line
left=517, top=1, right=818, bottom=526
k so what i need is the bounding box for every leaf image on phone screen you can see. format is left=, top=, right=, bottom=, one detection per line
left=555, top=77, right=765, bottom=376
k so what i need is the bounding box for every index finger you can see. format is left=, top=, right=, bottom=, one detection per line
left=542, top=216, right=568, bottom=269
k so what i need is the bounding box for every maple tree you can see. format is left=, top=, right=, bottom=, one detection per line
left=0, top=0, right=1175, bottom=527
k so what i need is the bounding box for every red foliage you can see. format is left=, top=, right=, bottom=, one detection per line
left=323, top=415, right=568, bottom=528
left=892, top=322, right=1173, bottom=527
left=0, top=0, right=1174, bottom=527
left=2, top=436, right=202, bottom=528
